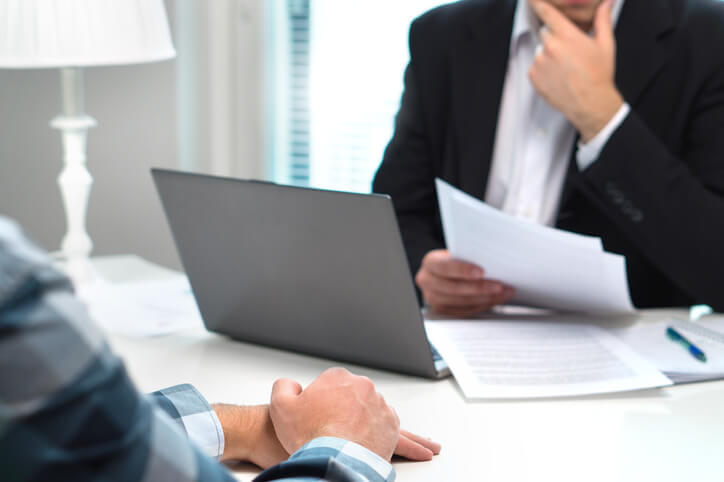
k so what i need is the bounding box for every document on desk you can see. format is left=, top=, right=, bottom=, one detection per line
left=435, top=179, right=634, bottom=313
left=613, top=318, right=724, bottom=383
left=78, top=276, right=204, bottom=337
left=425, top=320, right=672, bottom=399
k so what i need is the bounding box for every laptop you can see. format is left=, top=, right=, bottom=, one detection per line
left=152, top=168, right=449, bottom=379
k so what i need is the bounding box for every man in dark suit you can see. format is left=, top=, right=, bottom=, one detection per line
left=373, top=0, right=724, bottom=316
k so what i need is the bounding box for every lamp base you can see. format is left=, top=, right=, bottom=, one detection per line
left=51, top=68, right=98, bottom=287
left=63, top=256, right=97, bottom=286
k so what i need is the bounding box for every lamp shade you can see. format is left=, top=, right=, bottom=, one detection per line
left=0, top=0, right=175, bottom=68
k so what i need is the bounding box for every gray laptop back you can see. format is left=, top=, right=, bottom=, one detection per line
left=152, top=169, right=439, bottom=378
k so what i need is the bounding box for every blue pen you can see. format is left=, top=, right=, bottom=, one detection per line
left=666, top=326, right=707, bottom=363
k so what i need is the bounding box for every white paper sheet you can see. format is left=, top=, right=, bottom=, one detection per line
left=435, top=179, right=634, bottom=313
left=78, top=276, right=204, bottom=337
left=613, top=318, right=724, bottom=383
left=425, top=319, right=672, bottom=399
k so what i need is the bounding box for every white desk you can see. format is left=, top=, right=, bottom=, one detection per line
left=95, top=256, right=724, bottom=482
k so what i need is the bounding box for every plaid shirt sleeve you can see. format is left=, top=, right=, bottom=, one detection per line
left=149, top=384, right=226, bottom=460
left=0, top=217, right=396, bottom=482
left=258, top=437, right=396, bottom=482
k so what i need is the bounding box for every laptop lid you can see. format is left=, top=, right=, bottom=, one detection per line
left=152, top=168, right=440, bottom=378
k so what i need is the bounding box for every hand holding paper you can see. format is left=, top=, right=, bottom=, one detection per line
left=415, top=249, right=515, bottom=317
left=435, top=179, right=633, bottom=313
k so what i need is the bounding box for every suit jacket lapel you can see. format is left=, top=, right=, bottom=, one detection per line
left=615, top=0, right=676, bottom=105
left=558, top=0, right=677, bottom=215
left=452, top=0, right=516, bottom=200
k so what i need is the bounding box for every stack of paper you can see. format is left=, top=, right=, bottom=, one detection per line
left=435, top=179, right=634, bottom=313
left=78, top=276, right=204, bottom=337
left=425, top=319, right=672, bottom=399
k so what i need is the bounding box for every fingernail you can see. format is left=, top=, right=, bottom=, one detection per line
left=471, top=268, right=484, bottom=279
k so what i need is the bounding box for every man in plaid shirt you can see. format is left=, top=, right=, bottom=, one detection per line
left=0, top=217, right=440, bottom=481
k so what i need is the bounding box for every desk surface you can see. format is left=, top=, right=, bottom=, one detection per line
left=96, top=256, right=724, bottom=482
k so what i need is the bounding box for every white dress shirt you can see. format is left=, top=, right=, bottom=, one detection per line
left=485, top=0, right=628, bottom=226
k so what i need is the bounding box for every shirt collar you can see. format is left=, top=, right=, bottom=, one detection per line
left=511, top=0, right=626, bottom=51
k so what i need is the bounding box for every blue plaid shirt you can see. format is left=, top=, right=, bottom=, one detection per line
left=0, top=217, right=395, bottom=482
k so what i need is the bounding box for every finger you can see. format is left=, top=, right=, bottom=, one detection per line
left=530, top=0, right=579, bottom=37
left=428, top=303, right=491, bottom=318
left=426, top=279, right=512, bottom=301
left=422, top=251, right=484, bottom=280
left=503, top=286, right=516, bottom=302
left=419, top=274, right=506, bottom=297
left=539, top=27, right=564, bottom=59
left=425, top=290, right=498, bottom=309
left=594, top=0, right=615, bottom=53
left=539, top=25, right=551, bottom=45
left=429, top=301, right=496, bottom=317
left=400, top=429, right=442, bottom=455
left=482, top=286, right=516, bottom=309
left=270, top=378, right=303, bottom=404
left=394, top=434, right=434, bottom=461
left=432, top=287, right=514, bottom=315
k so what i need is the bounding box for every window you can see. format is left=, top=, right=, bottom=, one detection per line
left=266, top=0, right=444, bottom=193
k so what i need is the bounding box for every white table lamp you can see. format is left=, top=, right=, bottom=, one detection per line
left=0, top=0, right=176, bottom=284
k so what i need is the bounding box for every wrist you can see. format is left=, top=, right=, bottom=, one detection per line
left=575, top=88, right=624, bottom=143
left=213, top=404, right=269, bottom=462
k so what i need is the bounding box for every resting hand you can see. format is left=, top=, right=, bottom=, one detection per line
left=269, top=368, right=399, bottom=460
left=528, top=0, right=624, bottom=142
left=212, top=402, right=441, bottom=467
left=415, top=249, right=514, bottom=317
left=270, top=368, right=441, bottom=461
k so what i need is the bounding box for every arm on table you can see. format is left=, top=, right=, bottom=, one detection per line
left=0, top=218, right=437, bottom=482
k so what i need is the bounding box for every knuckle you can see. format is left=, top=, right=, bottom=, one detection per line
left=391, top=408, right=401, bottom=427
left=271, top=378, right=288, bottom=394
left=423, top=249, right=444, bottom=266
left=271, top=387, right=285, bottom=402
left=356, top=375, right=376, bottom=392
left=386, top=407, right=401, bottom=430
left=415, top=269, right=428, bottom=287
left=544, top=39, right=561, bottom=57
left=529, top=64, right=540, bottom=81
left=326, top=366, right=349, bottom=379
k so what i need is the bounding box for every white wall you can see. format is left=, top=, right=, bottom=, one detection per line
left=0, top=0, right=267, bottom=270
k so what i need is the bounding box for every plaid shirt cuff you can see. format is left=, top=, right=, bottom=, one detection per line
left=150, top=384, right=225, bottom=460
left=290, top=437, right=396, bottom=482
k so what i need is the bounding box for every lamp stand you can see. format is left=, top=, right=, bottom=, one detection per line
left=51, top=67, right=97, bottom=285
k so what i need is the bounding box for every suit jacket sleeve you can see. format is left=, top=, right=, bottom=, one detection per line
left=579, top=41, right=724, bottom=311
left=373, top=16, right=445, bottom=287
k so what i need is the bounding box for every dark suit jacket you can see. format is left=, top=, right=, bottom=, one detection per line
left=373, top=0, right=724, bottom=311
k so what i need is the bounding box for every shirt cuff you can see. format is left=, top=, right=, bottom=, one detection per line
left=576, top=102, right=631, bottom=171
left=149, top=384, right=225, bottom=461
left=290, top=437, right=396, bottom=482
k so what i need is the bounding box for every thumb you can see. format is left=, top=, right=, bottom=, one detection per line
left=594, top=0, right=615, bottom=53
left=271, top=378, right=303, bottom=404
